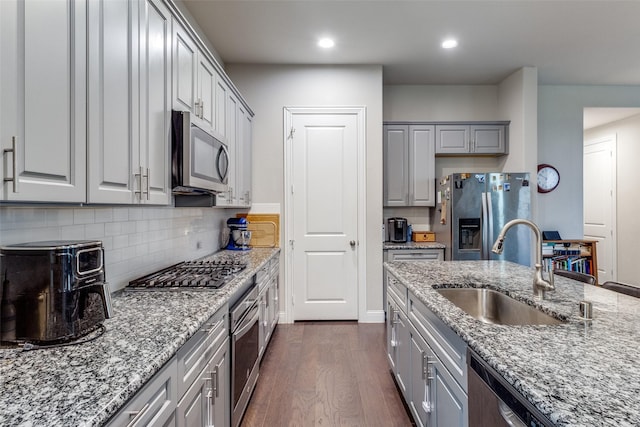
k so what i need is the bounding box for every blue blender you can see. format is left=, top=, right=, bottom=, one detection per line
left=226, top=217, right=252, bottom=251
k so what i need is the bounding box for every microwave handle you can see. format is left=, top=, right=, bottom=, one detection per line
left=217, top=144, right=229, bottom=182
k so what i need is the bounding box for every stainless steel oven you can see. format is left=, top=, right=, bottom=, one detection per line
left=230, top=281, right=260, bottom=427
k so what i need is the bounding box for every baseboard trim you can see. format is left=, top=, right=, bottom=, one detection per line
left=359, top=310, right=385, bottom=323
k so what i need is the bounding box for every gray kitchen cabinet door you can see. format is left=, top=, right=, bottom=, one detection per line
left=383, top=125, right=410, bottom=206
left=436, top=123, right=507, bottom=155
left=471, top=124, right=506, bottom=154
left=173, top=21, right=197, bottom=114
left=237, top=105, right=253, bottom=207
left=216, top=91, right=238, bottom=207
left=384, top=124, right=435, bottom=207
left=209, top=339, right=230, bottom=427
left=409, top=125, right=435, bottom=206
left=87, top=0, right=137, bottom=204
left=409, top=324, right=430, bottom=427
left=138, top=0, right=171, bottom=205
left=430, top=351, right=468, bottom=427
left=0, top=0, right=86, bottom=202
left=435, top=125, right=470, bottom=154
left=215, top=75, right=228, bottom=141
left=176, top=338, right=229, bottom=427
left=195, top=53, right=216, bottom=134
left=387, top=295, right=410, bottom=401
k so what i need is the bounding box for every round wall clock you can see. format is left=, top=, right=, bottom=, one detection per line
left=537, top=164, right=560, bottom=193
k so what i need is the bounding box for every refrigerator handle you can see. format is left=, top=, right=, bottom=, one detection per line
left=487, top=192, right=494, bottom=259
left=481, top=192, right=488, bottom=259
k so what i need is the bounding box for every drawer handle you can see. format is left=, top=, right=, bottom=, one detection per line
left=126, top=402, right=150, bottom=427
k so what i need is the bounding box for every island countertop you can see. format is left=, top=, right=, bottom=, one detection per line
left=384, top=260, right=640, bottom=427
left=0, top=248, right=279, bottom=427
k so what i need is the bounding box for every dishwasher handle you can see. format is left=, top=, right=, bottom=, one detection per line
left=498, top=400, right=526, bottom=427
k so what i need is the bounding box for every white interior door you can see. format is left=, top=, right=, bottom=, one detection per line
left=288, top=110, right=360, bottom=320
left=584, top=135, right=616, bottom=283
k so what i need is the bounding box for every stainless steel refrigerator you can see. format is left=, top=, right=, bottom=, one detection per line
left=430, top=172, right=532, bottom=265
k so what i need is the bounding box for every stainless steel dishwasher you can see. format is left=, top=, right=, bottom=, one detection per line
left=468, top=350, right=554, bottom=427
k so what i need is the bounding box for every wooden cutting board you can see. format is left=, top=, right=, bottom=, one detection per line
left=237, top=213, right=280, bottom=247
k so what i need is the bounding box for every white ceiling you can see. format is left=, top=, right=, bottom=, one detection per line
left=181, top=0, right=640, bottom=86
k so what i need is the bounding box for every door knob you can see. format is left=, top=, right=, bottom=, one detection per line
left=350, top=240, right=356, bottom=247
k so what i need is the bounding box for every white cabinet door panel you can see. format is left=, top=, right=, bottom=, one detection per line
left=409, top=125, right=435, bottom=206
left=1, top=0, right=86, bottom=202
left=173, top=22, right=197, bottom=113
left=383, top=125, right=409, bottom=206
left=139, top=0, right=171, bottom=205
left=87, top=0, right=136, bottom=203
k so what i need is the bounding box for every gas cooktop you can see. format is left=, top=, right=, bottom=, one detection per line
left=127, top=259, right=247, bottom=290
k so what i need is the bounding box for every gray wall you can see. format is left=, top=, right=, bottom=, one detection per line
left=226, top=64, right=384, bottom=319
left=537, top=85, right=640, bottom=237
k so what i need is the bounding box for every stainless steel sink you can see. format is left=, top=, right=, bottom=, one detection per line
left=435, top=288, right=563, bottom=325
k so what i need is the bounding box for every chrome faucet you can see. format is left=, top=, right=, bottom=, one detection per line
left=491, top=218, right=555, bottom=299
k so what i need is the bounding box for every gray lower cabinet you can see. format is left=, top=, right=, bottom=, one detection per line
left=175, top=338, right=229, bottom=427
left=259, top=257, right=280, bottom=361
left=107, top=304, right=229, bottom=427
left=106, top=356, right=178, bottom=427
left=386, top=270, right=468, bottom=427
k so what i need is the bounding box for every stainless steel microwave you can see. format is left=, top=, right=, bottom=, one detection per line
left=171, top=110, right=229, bottom=194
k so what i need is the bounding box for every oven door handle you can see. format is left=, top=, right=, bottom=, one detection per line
left=234, top=303, right=259, bottom=339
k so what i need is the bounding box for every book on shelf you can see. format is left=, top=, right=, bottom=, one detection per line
left=544, top=257, right=593, bottom=275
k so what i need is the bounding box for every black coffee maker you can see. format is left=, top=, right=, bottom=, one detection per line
left=387, top=218, right=408, bottom=243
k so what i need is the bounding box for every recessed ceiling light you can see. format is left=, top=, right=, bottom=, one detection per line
left=318, top=37, right=335, bottom=49
left=442, top=39, right=458, bottom=49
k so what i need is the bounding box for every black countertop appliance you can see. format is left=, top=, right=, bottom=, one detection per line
left=387, top=217, right=408, bottom=243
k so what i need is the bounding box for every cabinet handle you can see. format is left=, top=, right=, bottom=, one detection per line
left=213, top=365, right=220, bottom=399
left=134, top=166, right=143, bottom=199
left=126, top=402, right=151, bottom=427
left=198, top=98, right=203, bottom=118
left=3, top=136, right=17, bottom=193
left=421, top=351, right=427, bottom=380
left=145, top=168, right=150, bottom=200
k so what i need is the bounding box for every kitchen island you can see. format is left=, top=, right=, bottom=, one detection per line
left=0, top=248, right=279, bottom=427
left=385, top=260, right=640, bottom=427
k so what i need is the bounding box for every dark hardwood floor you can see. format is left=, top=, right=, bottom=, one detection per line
left=240, top=321, right=415, bottom=427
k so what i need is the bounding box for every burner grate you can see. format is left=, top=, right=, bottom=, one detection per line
left=128, top=259, right=247, bottom=290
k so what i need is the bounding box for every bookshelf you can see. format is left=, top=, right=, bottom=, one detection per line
left=542, top=240, right=599, bottom=284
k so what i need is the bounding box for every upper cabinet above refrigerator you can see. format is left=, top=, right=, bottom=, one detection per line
left=435, top=123, right=508, bottom=156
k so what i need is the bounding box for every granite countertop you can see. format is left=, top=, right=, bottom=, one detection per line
left=384, top=260, right=640, bottom=427
left=0, top=247, right=280, bottom=427
left=383, top=241, right=446, bottom=250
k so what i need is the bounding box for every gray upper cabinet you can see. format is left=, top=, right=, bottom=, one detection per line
left=1, top=0, right=87, bottom=202
left=88, top=0, right=171, bottom=205
left=87, top=0, right=137, bottom=204
left=384, top=124, right=435, bottom=207
left=435, top=123, right=508, bottom=156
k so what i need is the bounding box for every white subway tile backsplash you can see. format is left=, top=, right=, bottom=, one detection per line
left=85, top=223, right=106, bottom=239
left=0, top=205, right=234, bottom=291
left=60, top=224, right=86, bottom=240
left=74, top=209, right=95, bottom=225
left=94, top=208, right=114, bottom=223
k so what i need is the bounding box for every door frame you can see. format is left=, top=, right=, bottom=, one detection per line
left=283, top=106, right=367, bottom=323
